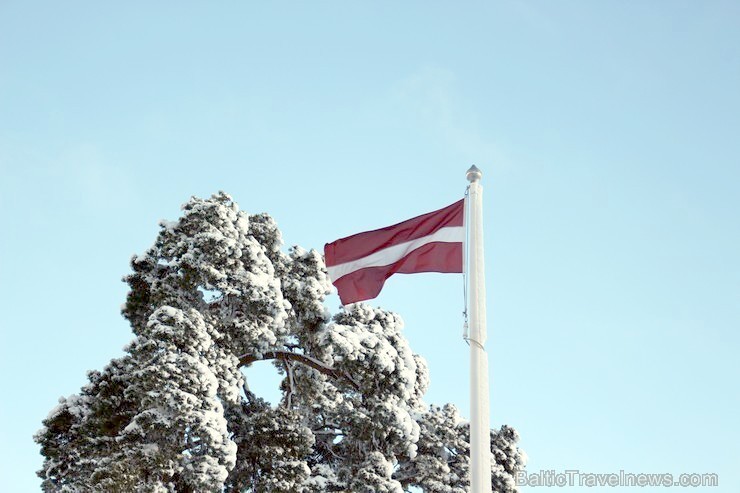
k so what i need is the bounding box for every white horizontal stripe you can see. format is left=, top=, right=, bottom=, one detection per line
left=327, top=226, right=464, bottom=281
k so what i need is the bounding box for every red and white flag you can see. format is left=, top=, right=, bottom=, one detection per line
left=324, top=199, right=465, bottom=305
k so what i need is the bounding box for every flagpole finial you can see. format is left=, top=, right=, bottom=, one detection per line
left=466, top=165, right=482, bottom=183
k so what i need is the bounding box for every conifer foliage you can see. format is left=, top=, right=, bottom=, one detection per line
left=36, top=192, right=525, bottom=492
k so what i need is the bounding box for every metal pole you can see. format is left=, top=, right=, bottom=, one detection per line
left=466, top=165, right=492, bottom=493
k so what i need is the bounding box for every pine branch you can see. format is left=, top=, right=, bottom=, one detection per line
left=238, top=350, right=360, bottom=390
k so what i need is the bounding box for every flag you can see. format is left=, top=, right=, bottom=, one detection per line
left=324, top=199, right=464, bottom=304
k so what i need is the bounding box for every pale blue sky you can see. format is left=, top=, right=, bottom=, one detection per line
left=1, top=1, right=738, bottom=491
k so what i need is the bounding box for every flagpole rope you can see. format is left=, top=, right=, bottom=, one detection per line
left=462, top=184, right=470, bottom=344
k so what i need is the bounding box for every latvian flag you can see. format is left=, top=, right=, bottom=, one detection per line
left=324, top=199, right=465, bottom=305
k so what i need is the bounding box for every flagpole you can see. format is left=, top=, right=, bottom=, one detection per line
left=466, top=165, right=492, bottom=493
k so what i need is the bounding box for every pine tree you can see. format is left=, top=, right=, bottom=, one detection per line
left=37, top=192, right=525, bottom=492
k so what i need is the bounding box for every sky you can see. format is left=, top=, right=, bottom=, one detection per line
left=1, top=1, right=738, bottom=491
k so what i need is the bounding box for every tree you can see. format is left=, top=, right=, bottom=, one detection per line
left=36, top=192, right=525, bottom=492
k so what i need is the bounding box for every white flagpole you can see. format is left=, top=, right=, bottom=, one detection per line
left=466, top=165, right=492, bottom=493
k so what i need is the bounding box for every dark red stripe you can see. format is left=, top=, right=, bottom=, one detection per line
left=332, top=242, right=462, bottom=304
left=324, top=199, right=464, bottom=267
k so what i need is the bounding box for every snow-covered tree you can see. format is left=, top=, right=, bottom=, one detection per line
left=36, top=192, right=525, bottom=492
